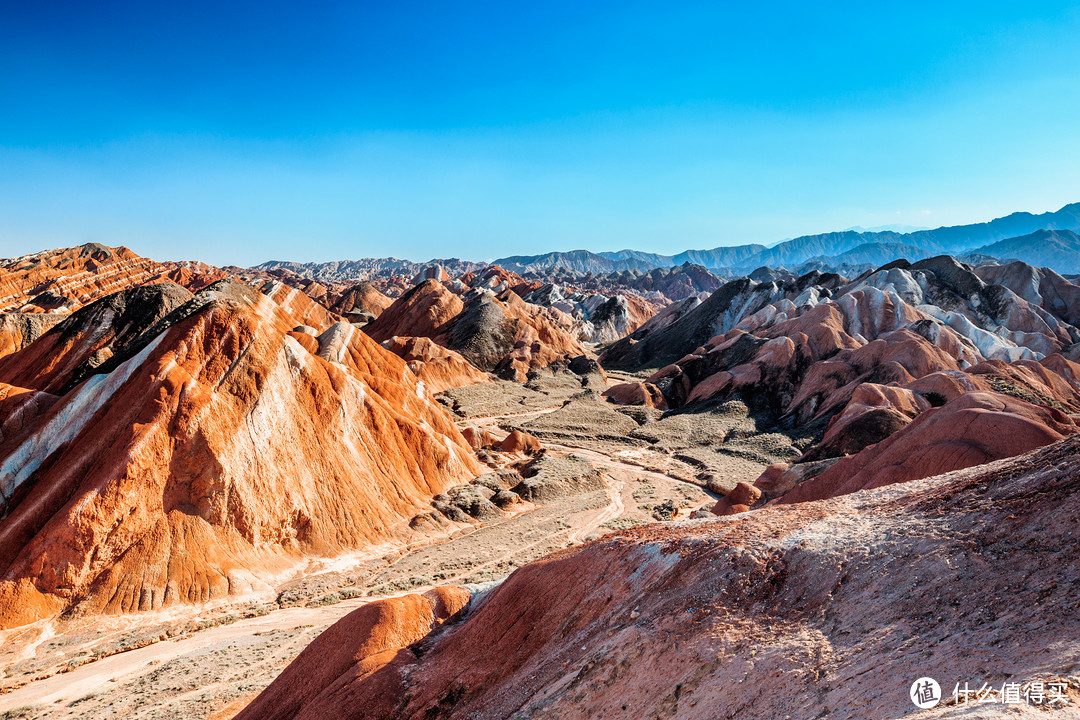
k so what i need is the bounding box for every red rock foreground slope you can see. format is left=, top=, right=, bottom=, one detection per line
left=0, top=279, right=479, bottom=629
left=240, top=434, right=1080, bottom=720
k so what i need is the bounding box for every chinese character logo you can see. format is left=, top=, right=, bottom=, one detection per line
left=911, top=677, right=942, bottom=709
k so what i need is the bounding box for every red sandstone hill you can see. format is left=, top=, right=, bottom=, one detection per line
left=242, top=263, right=654, bottom=360
left=0, top=282, right=195, bottom=395
left=239, top=434, right=1080, bottom=720
left=365, top=278, right=587, bottom=381
left=364, top=279, right=464, bottom=343
left=0, top=279, right=480, bottom=629
left=330, top=281, right=394, bottom=319
left=245, top=268, right=395, bottom=322
left=775, top=389, right=1076, bottom=505
left=0, top=243, right=226, bottom=314
left=381, top=336, right=489, bottom=394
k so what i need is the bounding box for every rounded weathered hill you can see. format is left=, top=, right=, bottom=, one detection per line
left=601, top=271, right=846, bottom=369
left=0, top=280, right=480, bottom=629
left=603, top=257, right=1080, bottom=373
left=520, top=283, right=657, bottom=343
left=364, top=279, right=465, bottom=343
left=330, top=281, right=394, bottom=318
left=381, top=336, right=488, bottom=394
left=596, top=257, right=1080, bottom=509
left=364, top=278, right=586, bottom=381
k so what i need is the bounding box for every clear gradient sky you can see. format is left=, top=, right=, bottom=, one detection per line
left=2, top=1, right=1079, bottom=266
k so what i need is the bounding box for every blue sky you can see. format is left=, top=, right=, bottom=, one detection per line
left=2, top=1, right=1079, bottom=266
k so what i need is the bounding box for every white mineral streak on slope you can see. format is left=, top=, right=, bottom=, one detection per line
left=791, top=286, right=823, bottom=307
left=623, top=540, right=683, bottom=586
left=249, top=288, right=277, bottom=319
left=0, top=333, right=166, bottom=503
left=68, top=306, right=116, bottom=365
left=733, top=286, right=827, bottom=335
left=708, top=284, right=776, bottom=340
left=282, top=334, right=312, bottom=376
left=260, top=281, right=295, bottom=315
left=909, top=321, right=980, bottom=369
left=849, top=267, right=929, bottom=306
left=207, top=342, right=317, bottom=547
left=918, top=305, right=1037, bottom=362
left=208, top=322, right=449, bottom=552
left=316, top=322, right=357, bottom=365
left=835, top=287, right=908, bottom=341
left=737, top=300, right=792, bottom=333
left=108, top=305, right=252, bottom=498
left=0, top=256, right=161, bottom=312
left=441, top=434, right=471, bottom=476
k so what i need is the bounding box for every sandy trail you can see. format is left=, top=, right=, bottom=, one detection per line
left=0, top=598, right=374, bottom=712
left=568, top=474, right=625, bottom=544
left=456, top=405, right=564, bottom=426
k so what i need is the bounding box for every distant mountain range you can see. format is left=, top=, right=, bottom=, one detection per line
left=842, top=223, right=930, bottom=233
left=974, top=229, right=1080, bottom=274
left=493, top=203, right=1080, bottom=275
left=254, top=257, right=485, bottom=283
left=253, top=202, right=1080, bottom=279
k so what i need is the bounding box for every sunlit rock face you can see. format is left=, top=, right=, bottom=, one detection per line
left=520, top=283, right=657, bottom=343
left=381, top=335, right=489, bottom=394
left=0, top=279, right=480, bottom=629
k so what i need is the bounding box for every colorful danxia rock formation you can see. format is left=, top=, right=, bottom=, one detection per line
left=0, top=265, right=479, bottom=629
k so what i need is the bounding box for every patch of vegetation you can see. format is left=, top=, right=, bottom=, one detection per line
left=194, top=614, right=237, bottom=632
left=306, top=587, right=365, bottom=607
left=68, top=694, right=98, bottom=707
left=651, top=499, right=677, bottom=521
left=677, top=484, right=702, bottom=500
left=601, top=517, right=649, bottom=531
left=370, top=574, right=435, bottom=596
left=242, top=603, right=275, bottom=619
left=987, top=377, right=1066, bottom=411
left=1, top=707, right=43, bottom=720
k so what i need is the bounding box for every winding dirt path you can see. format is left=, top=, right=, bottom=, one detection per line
left=568, top=474, right=625, bottom=544
left=456, top=405, right=563, bottom=426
